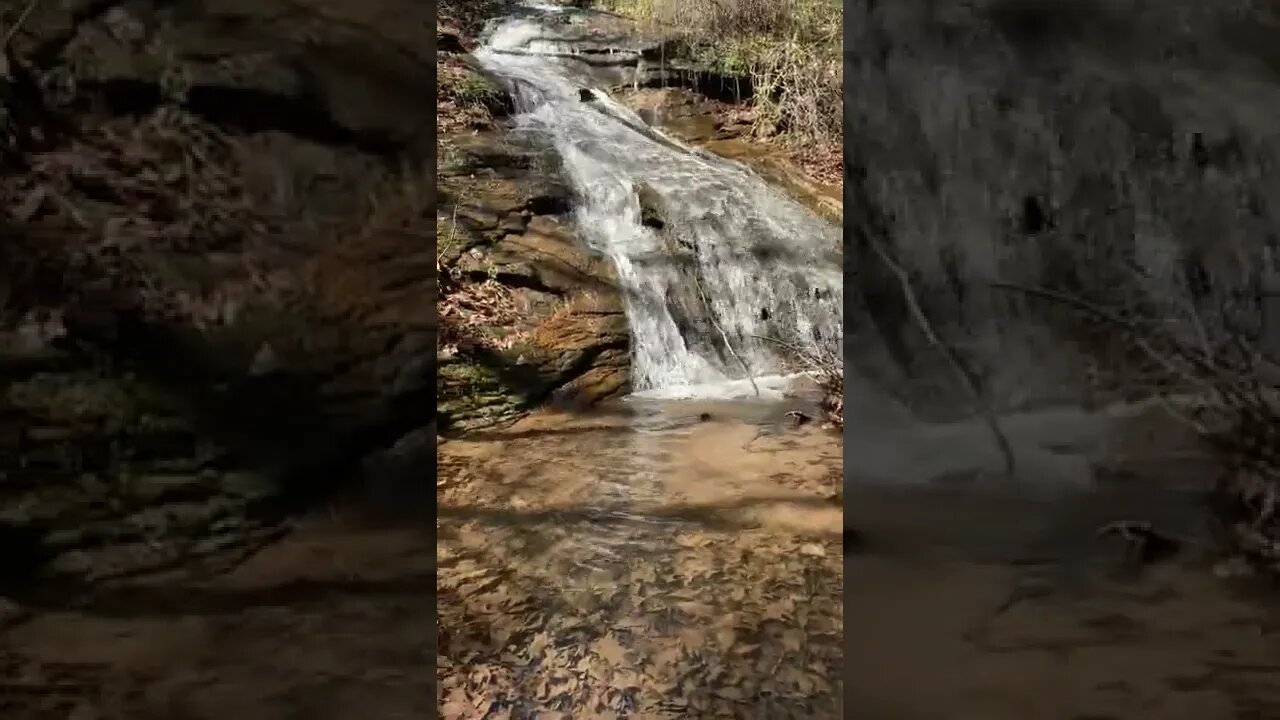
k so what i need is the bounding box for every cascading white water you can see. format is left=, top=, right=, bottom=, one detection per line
left=475, top=4, right=842, bottom=399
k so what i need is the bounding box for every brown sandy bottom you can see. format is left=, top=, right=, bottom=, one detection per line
left=847, top=485, right=1280, bottom=720
left=437, top=401, right=843, bottom=719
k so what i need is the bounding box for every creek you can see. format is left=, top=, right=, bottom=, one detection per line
left=435, top=4, right=846, bottom=716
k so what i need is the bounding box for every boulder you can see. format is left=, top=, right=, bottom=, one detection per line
left=437, top=128, right=632, bottom=430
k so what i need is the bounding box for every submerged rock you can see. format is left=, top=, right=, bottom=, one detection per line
left=635, top=181, right=666, bottom=230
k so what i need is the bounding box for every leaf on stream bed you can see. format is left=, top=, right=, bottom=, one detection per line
left=590, top=633, right=630, bottom=667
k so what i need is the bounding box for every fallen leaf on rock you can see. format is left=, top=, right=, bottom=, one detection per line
left=679, top=628, right=707, bottom=651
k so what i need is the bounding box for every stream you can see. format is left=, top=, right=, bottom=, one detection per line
left=438, top=396, right=843, bottom=718
left=450, top=4, right=1280, bottom=719
left=437, top=4, right=846, bottom=717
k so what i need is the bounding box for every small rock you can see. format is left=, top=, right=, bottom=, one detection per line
left=499, top=212, right=527, bottom=233
left=43, top=527, right=90, bottom=550
left=103, top=6, right=146, bottom=43
left=130, top=473, right=208, bottom=503
left=456, top=204, right=500, bottom=229
left=49, top=549, right=94, bottom=576
left=800, top=543, right=826, bottom=557
left=24, top=425, right=78, bottom=442
left=249, top=342, right=280, bottom=376
left=635, top=182, right=666, bottom=230
left=579, top=88, right=595, bottom=102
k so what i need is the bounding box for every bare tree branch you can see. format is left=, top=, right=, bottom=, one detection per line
left=872, top=241, right=1016, bottom=478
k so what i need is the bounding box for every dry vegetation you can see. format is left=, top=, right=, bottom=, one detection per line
left=1, top=103, right=270, bottom=333
left=996, top=271, right=1280, bottom=573
left=434, top=213, right=530, bottom=357
left=603, top=0, right=842, bottom=179
left=437, top=0, right=515, bottom=132
left=436, top=57, right=511, bottom=133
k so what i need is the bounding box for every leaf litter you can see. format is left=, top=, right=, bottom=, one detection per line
left=438, top=413, right=843, bottom=718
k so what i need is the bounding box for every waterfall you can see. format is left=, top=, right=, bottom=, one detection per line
left=475, top=4, right=842, bottom=399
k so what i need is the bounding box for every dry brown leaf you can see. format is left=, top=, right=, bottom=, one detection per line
left=676, top=600, right=715, bottom=617
left=675, top=533, right=712, bottom=548
left=780, top=628, right=804, bottom=652
left=647, top=645, right=682, bottom=671
left=591, top=632, right=629, bottom=667
left=526, top=630, right=551, bottom=659
left=679, top=627, right=707, bottom=651
left=441, top=688, right=473, bottom=719
left=715, top=626, right=736, bottom=648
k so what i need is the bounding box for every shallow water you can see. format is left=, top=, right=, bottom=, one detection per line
left=437, top=390, right=843, bottom=718
left=845, top=398, right=1280, bottom=720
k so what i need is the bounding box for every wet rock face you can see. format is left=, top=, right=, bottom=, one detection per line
left=437, top=130, right=631, bottom=431
left=843, top=0, right=1280, bottom=417
left=1, top=0, right=437, bottom=580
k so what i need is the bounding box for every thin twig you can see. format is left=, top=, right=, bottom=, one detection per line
left=1, top=0, right=41, bottom=49
left=693, top=273, right=759, bottom=396
left=874, top=241, right=1016, bottom=477
left=989, top=280, right=1212, bottom=389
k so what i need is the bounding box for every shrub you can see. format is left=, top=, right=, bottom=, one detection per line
left=605, top=0, right=842, bottom=151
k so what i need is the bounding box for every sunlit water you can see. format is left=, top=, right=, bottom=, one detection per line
left=436, top=394, right=844, bottom=717
left=475, top=4, right=842, bottom=397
